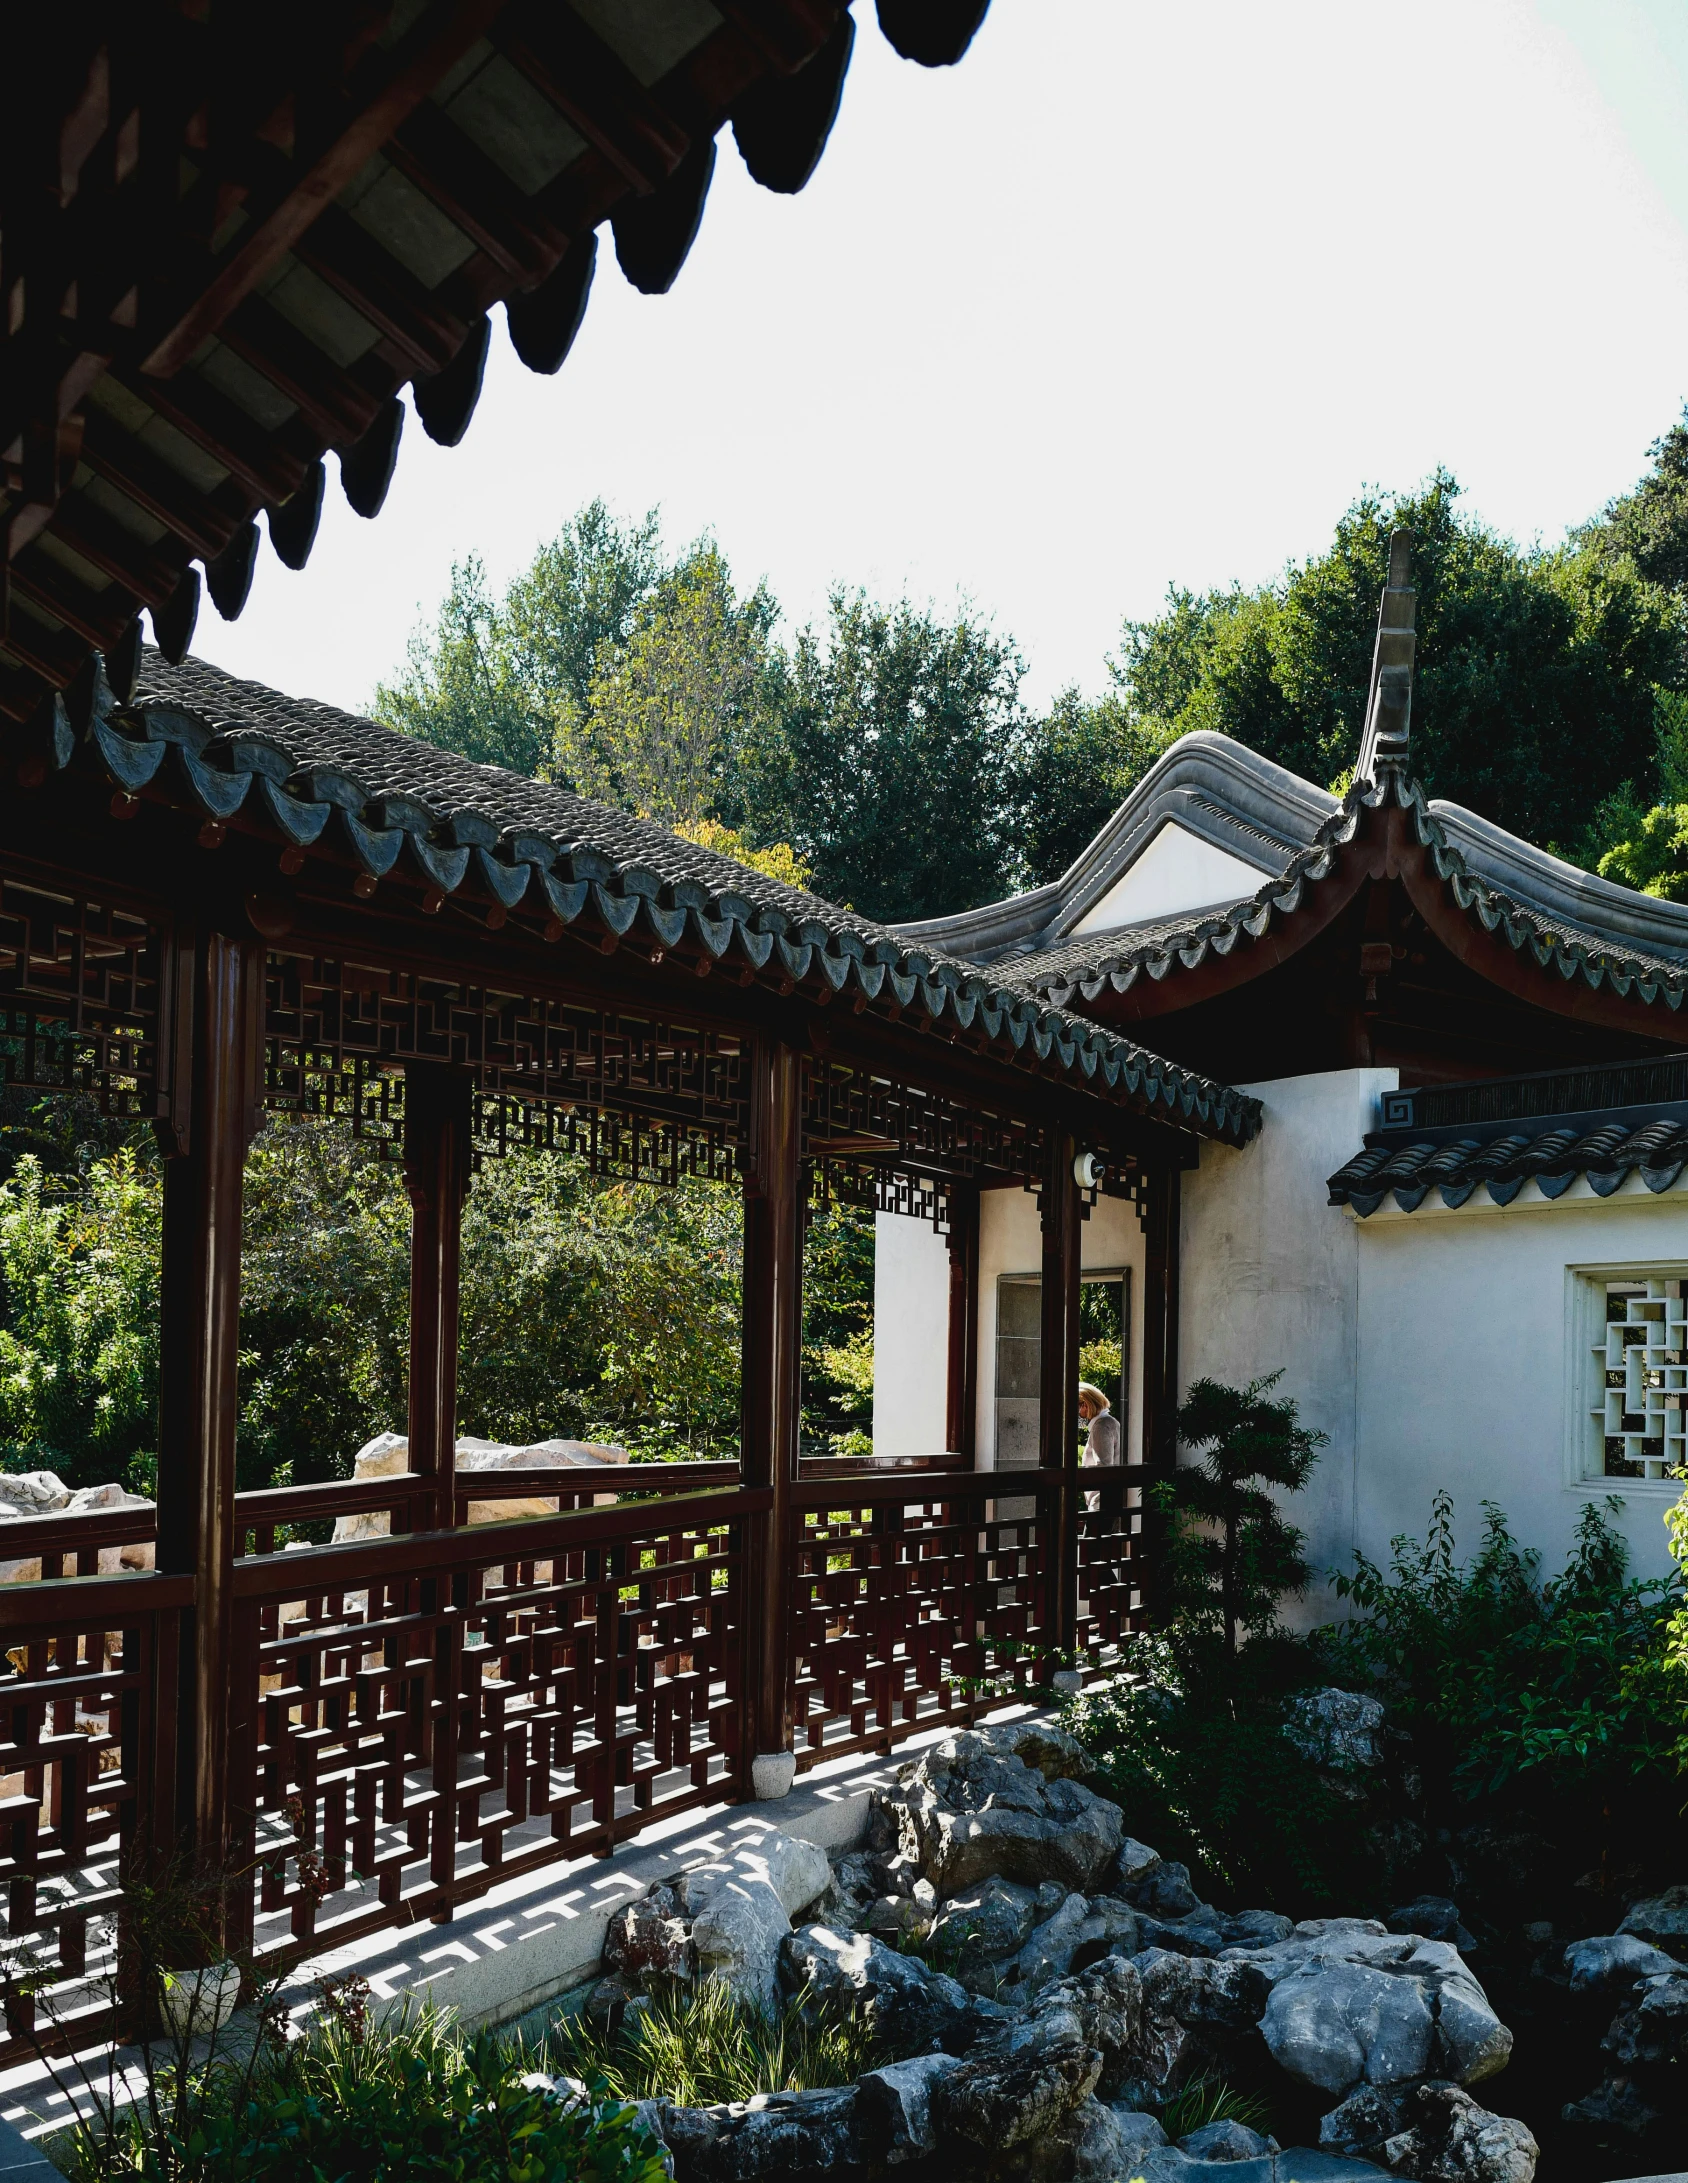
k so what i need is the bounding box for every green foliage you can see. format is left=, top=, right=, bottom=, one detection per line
left=1596, top=795, right=1688, bottom=902
left=543, top=1978, right=875, bottom=2106
left=1161, top=1373, right=1327, bottom=1658
left=1159, top=2073, right=1273, bottom=2141
left=560, top=544, right=781, bottom=829
left=1115, top=470, right=1686, bottom=855
left=1320, top=1491, right=1684, bottom=1803
left=1012, top=688, right=1173, bottom=886
left=1063, top=1636, right=1362, bottom=1910
left=800, top=1195, right=877, bottom=1457
left=769, top=590, right=1032, bottom=921
left=0, top=1151, right=161, bottom=1489
left=1587, top=404, right=1688, bottom=608
left=57, top=1997, right=667, bottom=2183
left=373, top=503, right=665, bottom=778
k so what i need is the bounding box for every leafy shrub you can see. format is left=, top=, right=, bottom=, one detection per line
left=543, top=1976, right=875, bottom=2106
left=56, top=1995, right=668, bottom=2183
left=1317, top=1492, right=1683, bottom=1808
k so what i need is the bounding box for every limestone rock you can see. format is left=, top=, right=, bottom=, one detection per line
left=855, top=2051, right=964, bottom=2163
left=1602, top=1970, right=1688, bottom=2069
left=688, top=1874, right=790, bottom=2017
left=679, top=1829, right=831, bottom=1923
left=1181, top=2118, right=1275, bottom=2160
left=1128, top=1948, right=1271, bottom=2095
left=1115, top=1836, right=1164, bottom=1887
left=931, top=2033, right=1103, bottom=2153
left=1618, top=1882, right=1688, bottom=1958
left=872, top=1731, right=1124, bottom=1897
left=927, top=1874, right=1041, bottom=1971
left=782, top=1923, right=977, bottom=2052
left=1284, top=1688, right=1386, bottom=1772
left=1137, top=1911, right=1224, bottom=1959
left=650, top=2086, right=858, bottom=2180
left=1136, top=1861, right=1205, bottom=1920
left=1381, top=2082, right=1537, bottom=2183
left=1559, top=2071, right=1664, bottom=2147
left=1221, top=1910, right=1295, bottom=1948
left=1064, top=2094, right=1159, bottom=2182
left=1562, top=1931, right=1679, bottom=1994
left=1388, top=1899, right=1475, bottom=1953
left=1262, top=1960, right=1436, bottom=2094
left=968, top=1719, right=1093, bottom=1781
left=603, top=1884, right=691, bottom=1982
left=999, top=1954, right=1143, bottom=2099
left=1007, top=1892, right=1093, bottom=1995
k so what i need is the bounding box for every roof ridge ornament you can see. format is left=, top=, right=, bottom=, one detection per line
left=1353, top=528, right=1417, bottom=791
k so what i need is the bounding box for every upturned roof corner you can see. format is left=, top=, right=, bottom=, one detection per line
left=1353, top=527, right=1417, bottom=792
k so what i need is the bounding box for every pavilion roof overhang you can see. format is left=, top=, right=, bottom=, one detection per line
left=2, top=647, right=1262, bottom=1155
left=1, top=1, right=989, bottom=730
left=1008, top=767, right=1688, bottom=1043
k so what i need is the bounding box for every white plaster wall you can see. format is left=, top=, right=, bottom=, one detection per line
left=1070, top=821, right=1265, bottom=935
left=972, top=1185, right=1148, bottom=1470
left=1180, top=1069, right=1397, bottom=1618
left=1354, top=1178, right=1687, bottom=1586
left=871, top=1212, right=952, bottom=1455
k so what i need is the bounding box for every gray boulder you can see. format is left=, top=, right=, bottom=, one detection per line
left=1603, top=1970, right=1688, bottom=2069
left=1231, top=1923, right=1511, bottom=2094
left=1283, top=1688, right=1386, bottom=1772
left=687, top=1877, right=790, bottom=2016
left=1130, top=1948, right=1271, bottom=2094
left=603, top=1885, right=691, bottom=1982
left=1065, top=2094, right=1161, bottom=2182
left=1115, top=1836, right=1165, bottom=1887
left=1136, top=2150, right=1389, bottom=2181
left=1138, top=1911, right=1225, bottom=1959
left=999, top=1954, right=1143, bottom=2099
left=650, top=2086, right=858, bottom=2180
left=872, top=1731, right=1124, bottom=1896
left=1321, top=2080, right=1537, bottom=2182
left=855, top=2051, right=965, bottom=2163
left=1135, top=1860, right=1206, bottom=1919
left=781, top=1923, right=982, bottom=2054
left=1008, top=1892, right=1094, bottom=1994
left=927, top=1874, right=1040, bottom=1977
left=1180, top=2118, right=1275, bottom=2160
left=931, top=2033, right=1104, bottom=2156
left=1388, top=1899, right=1476, bottom=1953
left=1618, top=1881, right=1688, bottom=1958
left=1560, top=2071, right=1665, bottom=2146
left=1262, top=1960, right=1435, bottom=2094
left=1562, top=1931, right=1679, bottom=1995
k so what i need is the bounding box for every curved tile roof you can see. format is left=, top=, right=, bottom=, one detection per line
left=70, top=649, right=1262, bottom=1147
left=1004, top=764, right=1688, bottom=1016
left=1328, top=1116, right=1688, bottom=1216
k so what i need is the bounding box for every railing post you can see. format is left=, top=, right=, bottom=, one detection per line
left=1039, top=1129, right=1082, bottom=1659
left=1140, top=1158, right=1183, bottom=1624
left=740, top=1036, right=802, bottom=1798
left=404, top=1063, right=473, bottom=1536
left=156, top=924, right=264, bottom=1890
left=945, top=1183, right=980, bottom=1462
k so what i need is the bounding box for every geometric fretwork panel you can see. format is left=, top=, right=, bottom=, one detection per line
left=242, top=1511, right=744, bottom=1957
left=1598, top=1277, right=1688, bottom=1480
left=0, top=880, right=160, bottom=1119
left=789, top=1486, right=1055, bottom=1765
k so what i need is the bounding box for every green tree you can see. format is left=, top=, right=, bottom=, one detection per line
left=374, top=502, right=664, bottom=778
left=770, top=591, right=1031, bottom=921
left=1116, top=471, right=1685, bottom=853
left=1162, top=1372, right=1327, bottom=1658
left=1014, top=687, right=1174, bottom=885
left=560, top=544, right=779, bottom=827
left=1589, top=405, right=1688, bottom=607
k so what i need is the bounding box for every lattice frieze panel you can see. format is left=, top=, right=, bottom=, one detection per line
left=810, top=1160, right=948, bottom=1233
left=0, top=880, right=159, bottom=1118
left=805, top=1062, right=1045, bottom=1188
left=0, top=1614, right=155, bottom=2061
left=1597, top=1278, right=1688, bottom=1480
left=241, top=1513, right=744, bottom=1950
left=474, top=1097, right=740, bottom=1186
left=790, top=1489, right=1055, bottom=1763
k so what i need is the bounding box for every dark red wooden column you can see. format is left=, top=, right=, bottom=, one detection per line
left=1039, top=1129, right=1083, bottom=1654
left=945, top=1183, right=980, bottom=1462
left=740, top=1036, right=803, bottom=1793
left=404, top=1063, right=473, bottom=1536
left=1139, top=1159, right=1183, bottom=1622
left=156, top=925, right=264, bottom=1873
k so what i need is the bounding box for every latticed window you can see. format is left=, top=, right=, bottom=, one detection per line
left=1595, top=1278, right=1688, bottom=1480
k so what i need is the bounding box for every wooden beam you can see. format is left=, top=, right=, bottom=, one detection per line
left=47, top=499, right=189, bottom=609
left=387, top=103, right=566, bottom=282
left=141, top=0, right=510, bottom=377
left=78, top=407, right=247, bottom=561
left=1138, top=1160, right=1180, bottom=1625
left=155, top=924, right=264, bottom=1876
left=111, top=364, right=310, bottom=507
left=6, top=551, right=139, bottom=652
left=741, top=1034, right=802, bottom=1785
left=292, top=206, right=471, bottom=377
left=220, top=295, right=392, bottom=446
left=404, top=1062, right=473, bottom=1536
left=495, top=6, right=689, bottom=193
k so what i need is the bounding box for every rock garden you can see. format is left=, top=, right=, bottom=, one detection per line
left=532, top=1718, right=1548, bottom=2183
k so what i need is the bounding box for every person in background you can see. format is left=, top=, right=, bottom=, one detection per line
left=1078, top=1381, right=1121, bottom=1512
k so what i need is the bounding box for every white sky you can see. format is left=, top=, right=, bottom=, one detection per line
left=191, top=0, right=1688, bottom=715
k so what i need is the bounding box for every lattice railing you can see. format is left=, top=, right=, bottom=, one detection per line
left=231, top=1491, right=756, bottom=1960
left=1075, top=1473, right=1150, bottom=1657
